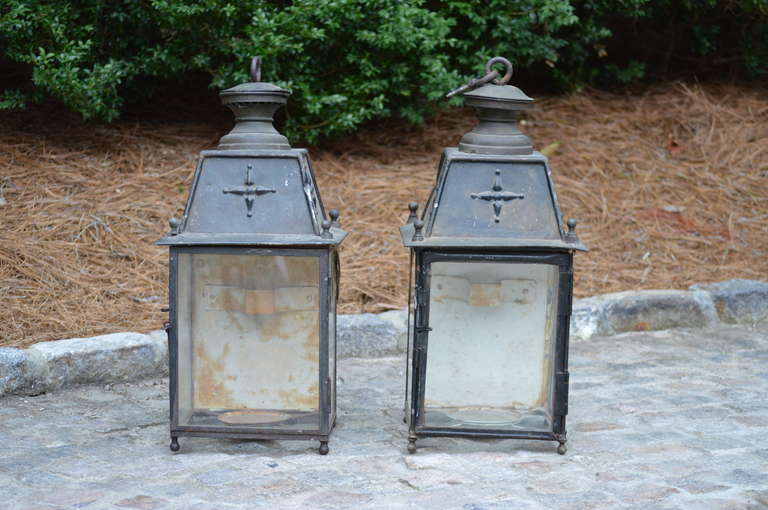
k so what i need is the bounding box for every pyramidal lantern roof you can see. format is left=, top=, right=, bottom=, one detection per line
left=401, top=57, right=586, bottom=251
left=158, top=57, right=346, bottom=247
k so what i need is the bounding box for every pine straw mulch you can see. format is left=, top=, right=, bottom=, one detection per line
left=1, top=82, right=766, bottom=347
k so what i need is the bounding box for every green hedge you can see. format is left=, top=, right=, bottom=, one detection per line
left=2, top=0, right=766, bottom=141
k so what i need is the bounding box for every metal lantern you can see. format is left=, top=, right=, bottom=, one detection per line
left=158, top=58, right=346, bottom=455
left=400, top=57, right=586, bottom=455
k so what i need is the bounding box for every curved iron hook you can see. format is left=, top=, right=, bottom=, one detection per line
left=446, top=71, right=498, bottom=99
left=485, top=56, right=513, bottom=85
left=445, top=56, right=514, bottom=98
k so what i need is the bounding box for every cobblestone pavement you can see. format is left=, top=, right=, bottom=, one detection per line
left=1, top=325, right=767, bottom=509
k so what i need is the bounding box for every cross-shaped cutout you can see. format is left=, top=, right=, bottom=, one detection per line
left=470, top=169, right=525, bottom=223
left=222, top=164, right=276, bottom=217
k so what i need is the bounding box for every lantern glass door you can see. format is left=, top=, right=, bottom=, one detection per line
left=174, top=249, right=323, bottom=431
left=421, top=260, right=559, bottom=432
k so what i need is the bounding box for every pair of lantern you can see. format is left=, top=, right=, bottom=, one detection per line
left=157, top=57, right=585, bottom=456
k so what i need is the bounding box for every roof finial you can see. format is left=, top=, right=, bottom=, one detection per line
left=250, top=56, right=261, bottom=82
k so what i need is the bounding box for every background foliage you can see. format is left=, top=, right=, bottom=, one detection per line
left=2, top=0, right=767, bottom=141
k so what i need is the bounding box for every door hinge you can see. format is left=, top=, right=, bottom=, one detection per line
left=558, top=271, right=573, bottom=316
left=415, top=284, right=429, bottom=306
left=554, top=371, right=570, bottom=416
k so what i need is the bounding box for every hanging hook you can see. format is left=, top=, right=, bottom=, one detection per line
left=250, top=56, right=262, bottom=82
left=485, top=56, right=513, bottom=85
left=445, top=56, right=513, bottom=98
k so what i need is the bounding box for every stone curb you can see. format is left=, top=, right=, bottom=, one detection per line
left=2, top=279, right=766, bottom=397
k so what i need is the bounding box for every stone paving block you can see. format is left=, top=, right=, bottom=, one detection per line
left=1, top=324, right=766, bottom=509
left=746, top=489, right=768, bottom=509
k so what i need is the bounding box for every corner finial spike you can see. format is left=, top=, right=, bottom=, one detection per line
left=169, top=217, right=180, bottom=236
left=250, top=56, right=261, bottom=82
left=412, top=219, right=424, bottom=242
left=329, top=208, right=340, bottom=227
left=321, top=219, right=333, bottom=239
left=407, top=202, right=419, bottom=224
left=565, top=218, right=579, bottom=243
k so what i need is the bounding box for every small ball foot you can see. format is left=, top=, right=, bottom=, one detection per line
left=557, top=442, right=567, bottom=455
left=170, top=437, right=180, bottom=452
left=319, top=441, right=329, bottom=455
left=407, top=439, right=417, bottom=454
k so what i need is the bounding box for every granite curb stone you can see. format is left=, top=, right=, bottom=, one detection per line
left=569, top=289, right=719, bottom=340
left=337, top=309, right=408, bottom=358
left=26, top=331, right=168, bottom=392
left=690, top=279, right=768, bottom=327
left=1, top=279, right=766, bottom=396
left=0, top=347, right=33, bottom=395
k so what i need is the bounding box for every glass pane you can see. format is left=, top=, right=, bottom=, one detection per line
left=176, top=252, right=321, bottom=431
left=423, top=261, right=558, bottom=432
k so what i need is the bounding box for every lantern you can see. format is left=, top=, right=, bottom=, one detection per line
left=400, top=57, right=586, bottom=454
left=158, top=58, right=346, bottom=455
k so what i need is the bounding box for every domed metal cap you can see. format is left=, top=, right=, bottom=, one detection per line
left=447, top=57, right=535, bottom=156
left=462, top=81, right=533, bottom=110
left=218, top=57, right=291, bottom=150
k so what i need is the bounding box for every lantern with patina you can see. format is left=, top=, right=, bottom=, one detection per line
left=401, top=57, right=586, bottom=454
left=158, top=58, right=345, bottom=455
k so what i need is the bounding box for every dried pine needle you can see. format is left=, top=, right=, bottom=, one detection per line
left=1, top=83, right=766, bottom=347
